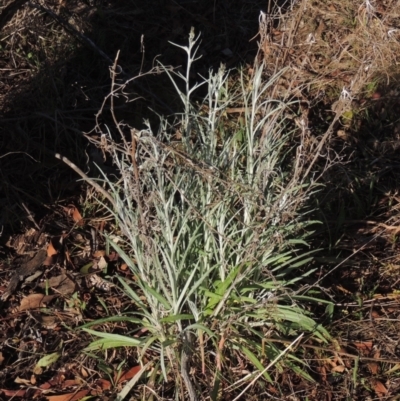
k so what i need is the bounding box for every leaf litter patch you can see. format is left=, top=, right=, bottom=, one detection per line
left=0, top=203, right=139, bottom=400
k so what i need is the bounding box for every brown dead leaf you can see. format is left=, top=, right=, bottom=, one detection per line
left=40, top=381, right=52, bottom=390
left=368, top=362, right=379, bottom=375
left=372, top=379, right=388, bottom=398
left=0, top=352, right=4, bottom=366
left=41, top=372, right=65, bottom=388
left=352, top=341, right=373, bottom=354
left=47, top=242, right=57, bottom=257
left=93, top=250, right=106, bottom=258
left=368, top=349, right=381, bottom=374
left=331, top=365, right=346, bottom=373
left=49, top=236, right=64, bottom=255
left=0, top=389, right=27, bottom=397
left=63, top=379, right=79, bottom=387
left=62, top=205, right=84, bottom=226
left=92, top=379, right=112, bottom=393
left=45, top=389, right=89, bottom=401
left=116, top=365, right=141, bottom=384
left=38, top=315, right=59, bottom=329
left=39, top=273, right=76, bottom=296
left=44, top=237, right=64, bottom=266
left=71, top=206, right=84, bottom=226
left=19, top=294, right=57, bottom=311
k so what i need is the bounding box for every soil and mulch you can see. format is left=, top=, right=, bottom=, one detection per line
left=2, top=0, right=400, bottom=400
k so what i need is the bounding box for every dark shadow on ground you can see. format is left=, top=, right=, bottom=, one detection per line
left=0, top=0, right=269, bottom=235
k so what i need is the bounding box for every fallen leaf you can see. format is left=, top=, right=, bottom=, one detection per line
left=93, top=250, right=106, bottom=258
left=33, top=352, right=61, bottom=375
left=94, top=379, right=112, bottom=391
left=63, top=379, right=79, bottom=388
left=368, top=362, right=379, bottom=375
left=45, top=389, right=89, bottom=401
left=0, top=389, right=27, bottom=397
left=97, top=256, right=108, bottom=271
left=47, top=241, right=58, bottom=257
left=62, top=205, right=84, bottom=226
left=352, top=341, right=373, bottom=354
left=117, top=365, right=141, bottom=384
left=331, top=365, right=345, bottom=373
left=373, top=379, right=388, bottom=397
left=39, top=274, right=76, bottom=296
left=71, top=207, right=84, bottom=225
left=41, top=372, right=66, bottom=388
left=34, top=352, right=60, bottom=370
left=119, top=263, right=128, bottom=271
left=80, top=262, right=93, bottom=275
left=38, top=315, right=59, bottom=329
left=19, top=294, right=56, bottom=311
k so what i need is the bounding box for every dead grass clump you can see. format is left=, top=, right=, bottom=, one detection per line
left=257, top=0, right=400, bottom=168
left=255, top=0, right=400, bottom=221
left=260, top=0, right=400, bottom=100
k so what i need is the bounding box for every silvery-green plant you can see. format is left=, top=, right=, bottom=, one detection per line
left=81, top=28, right=331, bottom=401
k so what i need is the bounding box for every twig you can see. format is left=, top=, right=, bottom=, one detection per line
left=21, top=202, right=41, bottom=230
left=54, top=153, right=116, bottom=210
left=108, top=52, right=146, bottom=231
left=0, top=0, right=29, bottom=30
left=231, top=334, right=304, bottom=401
left=266, top=337, right=400, bottom=365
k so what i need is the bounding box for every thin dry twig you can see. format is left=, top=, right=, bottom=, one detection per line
left=107, top=52, right=146, bottom=232
left=266, top=337, right=400, bottom=365
left=54, top=153, right=117, bottom=210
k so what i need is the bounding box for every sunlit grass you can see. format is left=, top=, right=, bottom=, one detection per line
left=81, top=28, right=332, bottom=401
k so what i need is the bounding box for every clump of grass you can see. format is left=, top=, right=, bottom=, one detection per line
left=81, top=28, right=331, bottom=400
